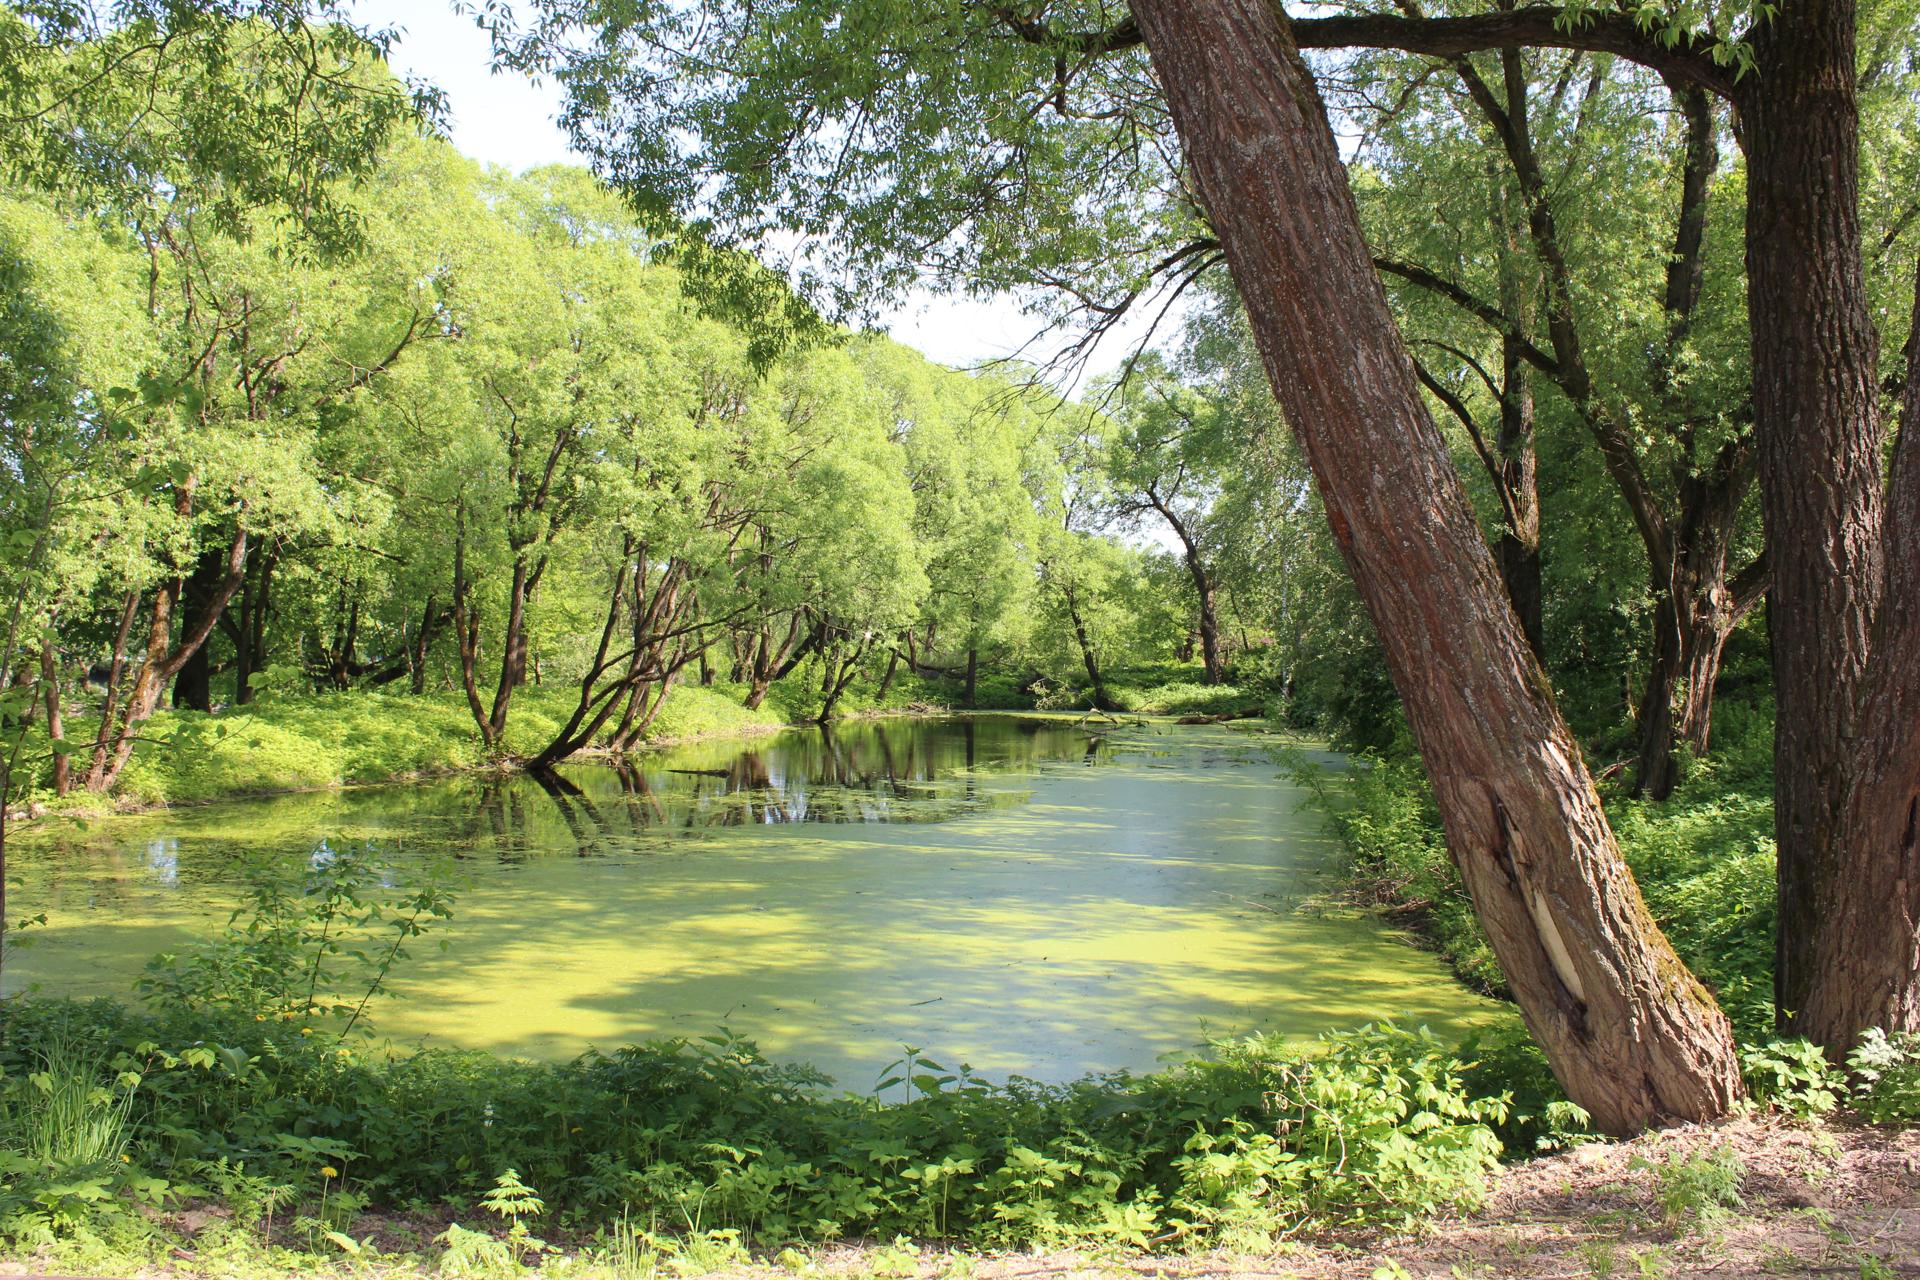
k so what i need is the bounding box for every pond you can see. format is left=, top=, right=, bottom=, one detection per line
left=4, top=715, right=1498, bottom=1086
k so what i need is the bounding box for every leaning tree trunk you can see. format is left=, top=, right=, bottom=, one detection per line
left=1155, top=499, right=1227, bottom=684
left=1063, top=584, right=1115, bottom=711
left=1739, top=1, right=1896, bottom=1042
left=1129, top=0, right=1741, bottom=1132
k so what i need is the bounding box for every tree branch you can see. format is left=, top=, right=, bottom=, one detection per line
left=1289, top=10, right=1737, bottom=100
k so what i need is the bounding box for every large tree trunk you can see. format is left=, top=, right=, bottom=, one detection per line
left=1129, top=0, right=1741, bottom=1132
left=1739, top=3, right=1893, bottom=1040
left=1799, top=265, right=1920, bottom=1047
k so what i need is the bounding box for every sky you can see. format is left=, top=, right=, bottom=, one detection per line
left=344, top=0, right=1173, bottom=387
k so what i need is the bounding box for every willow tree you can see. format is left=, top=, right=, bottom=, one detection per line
left=1099, top=354, right=1237, bottom=684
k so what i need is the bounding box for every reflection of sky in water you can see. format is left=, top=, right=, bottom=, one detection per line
left=144, top=839, right=178, bottom=885
left=6, top=717, right=1502, bottom=1084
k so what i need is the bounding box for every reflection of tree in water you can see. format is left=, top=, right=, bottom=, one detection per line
left=446, top=719, right=1117, bottom=857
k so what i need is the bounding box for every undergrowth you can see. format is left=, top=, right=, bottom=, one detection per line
left=1294, top=701, right=1779, bottom=1039
left=0, top=1001, right=1510, bottom=1257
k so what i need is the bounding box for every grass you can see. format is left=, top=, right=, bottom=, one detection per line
left=21, top=684, right=788, bottom=815
left=16, top=653, right=1267, bottom=817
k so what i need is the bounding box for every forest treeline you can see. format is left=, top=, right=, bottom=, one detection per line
left=4, top=0, right=1920, bottom=1145
left=0, top=65, right=1264, bottom=802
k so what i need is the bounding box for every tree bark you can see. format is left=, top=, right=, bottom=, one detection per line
left=488, top=557, right=534, bottom=740
left=170, top=543, right=236, bottom=712
left=452, top=505, right=494, bottom=746
left=1738, top=3, right=1892, bottom=1038
left=1129, top=0, right=1741, bottom=1131
left=1800, top=262, right=1920, bottom=1047
left=87, top=519, right=247, bottom=792
left=235, top=540, right=277, bottom=705
left=1062, top=582, right=1115, bottom=711
left=40, top=638, right=67, bottom=797
left=1149, top=492, right=1227, bottom=683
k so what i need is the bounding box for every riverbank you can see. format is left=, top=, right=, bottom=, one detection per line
left=1306, top=699, right=1778, bottom=1039
left=7, top=685, right=788, bottom=821
left=6, top=665, right=1273, bottom=824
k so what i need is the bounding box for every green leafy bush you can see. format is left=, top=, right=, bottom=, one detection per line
left=1296, top=706, right=1780, bottom=1036
left=1845, top=1029, right=1920, bottom=1123
left=0, top=1003, right=1508, bottom=1253
left=1740, top=1038, right=1843, bottom=1118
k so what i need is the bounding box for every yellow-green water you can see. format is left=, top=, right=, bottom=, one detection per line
left=5, top=716, right=1497, bottom=1085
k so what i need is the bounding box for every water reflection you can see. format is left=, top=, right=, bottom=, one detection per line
left=476, top=717, right=1105, bottom=858
left=144, top=838, right=179, bottom=885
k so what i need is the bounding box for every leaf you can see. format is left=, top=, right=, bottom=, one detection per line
left=322, top=1230, right=362, bottom=1255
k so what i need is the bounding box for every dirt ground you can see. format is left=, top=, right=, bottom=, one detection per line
left=796, top=1117, right=1920, bottom=1280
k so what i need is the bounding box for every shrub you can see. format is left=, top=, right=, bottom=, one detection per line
left=1740, top=1038, right=1842, bottom=1118
left=0, top=1003, right=1509, bottom=1253
left=1633, top=1145, right=1745, bottom=1228
left=1845, top=1029, right=1920, bottom=1123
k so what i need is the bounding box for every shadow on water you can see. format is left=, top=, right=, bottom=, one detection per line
left=4, top=715, right=1500, bottom=1085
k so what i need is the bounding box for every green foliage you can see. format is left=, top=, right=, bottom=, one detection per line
left=0, top=1038, right=156, bottom=1233
left=1295, top=751, right=1502, bottom=994
left=1741, top=1039, right=1844, bottom=1119
left=0, top=1001, right=1509, bottom=1252
left=1299, top=705, right=1781, bottom=1034
left=1844, top=1029, right=1920, bottom=1124
left=1632, top=1145, right=1745, bottom=1229
left=1455, top=1024, right=1593, bottom=1154
left=135, top=839, right=454, bottom=1035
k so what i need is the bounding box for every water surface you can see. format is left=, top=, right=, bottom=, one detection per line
left=6, top=715, right=1496, bottom=1084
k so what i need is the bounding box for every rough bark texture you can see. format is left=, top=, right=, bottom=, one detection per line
left=1739, top=1, right=1890, bottom=1036
left=1129, top=0, right=1741, bottom=1132
left=1804, top=262, right=1920, bottom=1046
